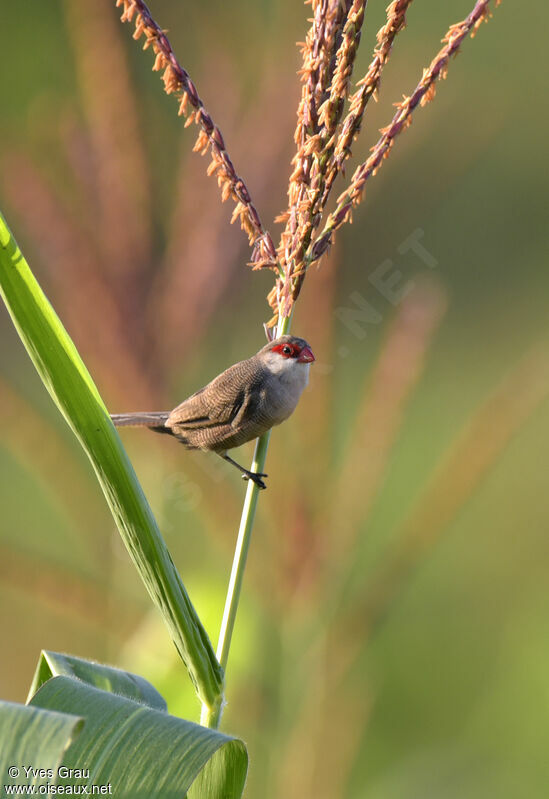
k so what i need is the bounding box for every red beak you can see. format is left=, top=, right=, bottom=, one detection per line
left=298, top=345, right=315, bottom=363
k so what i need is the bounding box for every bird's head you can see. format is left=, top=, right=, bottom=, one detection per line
left=258, top=335, right=315, bottom=378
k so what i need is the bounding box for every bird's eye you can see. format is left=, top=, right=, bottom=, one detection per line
left=282, top=346, right=292, bottom=355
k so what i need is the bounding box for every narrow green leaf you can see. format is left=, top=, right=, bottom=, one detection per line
left=0, top=211, right=224, bottom=714
left=28, top=651, right=167, bottom=711
left=30, top=676, right=247, bottom=799
left=0, top=701, right=83, bottom=792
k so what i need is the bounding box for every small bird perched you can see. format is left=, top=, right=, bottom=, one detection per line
left=111, top=335, right=315, bottom=489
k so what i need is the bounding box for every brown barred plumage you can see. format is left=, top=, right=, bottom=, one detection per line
left=111, top=336, right=314, bottom=489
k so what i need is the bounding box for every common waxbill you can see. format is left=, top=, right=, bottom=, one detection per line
left=111, top=335, right=315, bottom=489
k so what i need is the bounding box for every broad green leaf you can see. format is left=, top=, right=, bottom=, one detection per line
left=30, top=676, right=247, bottom=799
left=0, top=700, right=83, bottom=792
left=28, top=651, right=167, bottom=711
left=0, top=211, right=223, bottom=715
left=188, top=742, right=249, bottom=799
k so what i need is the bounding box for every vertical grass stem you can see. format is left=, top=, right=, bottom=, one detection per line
left=201, top=315, right=291, bottom=728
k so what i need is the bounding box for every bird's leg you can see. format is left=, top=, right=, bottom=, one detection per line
left=220, top=453, right=268, bottom=490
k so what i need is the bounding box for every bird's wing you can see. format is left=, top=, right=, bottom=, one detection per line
left=166, top=361, right=261, bottom=431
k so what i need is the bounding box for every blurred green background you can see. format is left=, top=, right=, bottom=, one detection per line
left=1, top=1, right=548, bottom=797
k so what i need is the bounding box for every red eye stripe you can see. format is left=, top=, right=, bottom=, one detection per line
left=271, top=343, right=300, bottom=358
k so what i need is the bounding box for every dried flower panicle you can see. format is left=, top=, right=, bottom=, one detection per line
left=281, top=1, right=353, bottom=268
left=114, top=0, right=501, bottom=322
left=320, top=0, right=367, bottom=128
left=321, top=0, right=414, bottom=208
left=116, top=0, right=277, bottom=269
left=277, top=0, right=367, bottom=317
left=269, top=0, right=499, bottom=321
left=307, top=0, right=500, bottom=268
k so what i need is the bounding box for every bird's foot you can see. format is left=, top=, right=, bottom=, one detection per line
left=220, top=453, right=268, bottom=489
left=242, top=470, right=268, bottom=490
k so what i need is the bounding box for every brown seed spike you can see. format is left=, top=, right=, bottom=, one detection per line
left=299, top=0, right=501, bottom=314
left=116, top=0, right=275, bottom=271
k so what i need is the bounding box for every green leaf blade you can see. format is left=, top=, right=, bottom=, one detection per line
left=0, top=211, right=223, bottom=714
left=0, top=701, right=83, bottom=792
left=30, top=676, right=247, bottom=799
left=28, top=651, right=168, bottom=711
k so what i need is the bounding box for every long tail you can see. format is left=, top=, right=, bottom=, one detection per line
left=111, top=412, right=170, bottom=431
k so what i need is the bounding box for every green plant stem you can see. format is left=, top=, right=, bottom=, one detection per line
left=216, top=429, right=273, bottom=676
left=201, top=314, right=292, bottom=728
